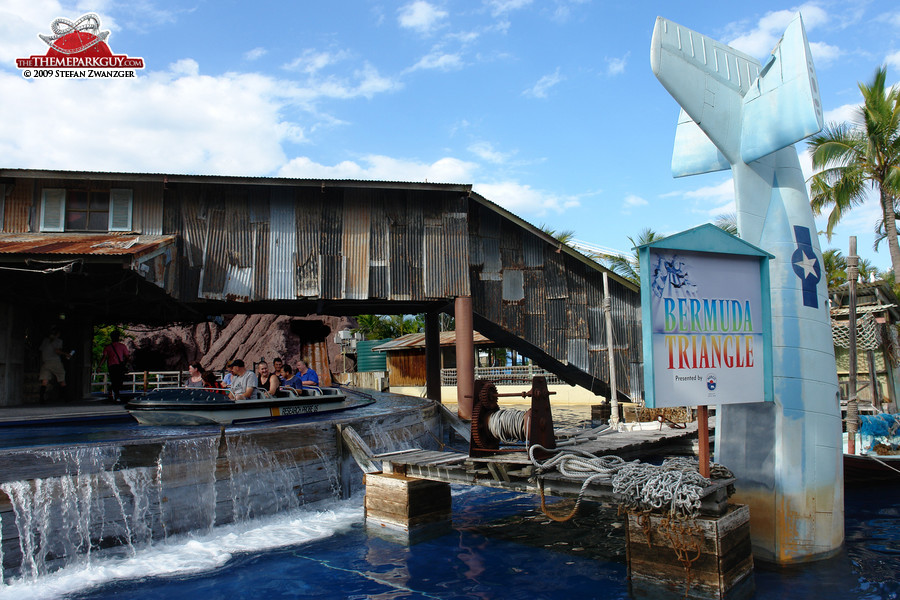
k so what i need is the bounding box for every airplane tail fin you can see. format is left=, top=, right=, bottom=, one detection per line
left=739, top=14, right=824, bottom=163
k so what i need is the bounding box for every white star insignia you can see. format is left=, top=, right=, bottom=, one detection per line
left=794, top=251, right=818, bottom=278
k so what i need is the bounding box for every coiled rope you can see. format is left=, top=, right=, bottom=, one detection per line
left=528, top=446, right=732, bottom=521
left=488, top=409, right=528, bottom=443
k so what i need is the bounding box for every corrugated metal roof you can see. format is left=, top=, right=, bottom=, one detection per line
left=831, top=304, right=897, bottom=316
left=0, top=233, right=175, bottom=257
left=372, top=331, right=493, bottom=352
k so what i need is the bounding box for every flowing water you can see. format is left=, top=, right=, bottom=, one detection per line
left=0, top=404, right=898, bottom=599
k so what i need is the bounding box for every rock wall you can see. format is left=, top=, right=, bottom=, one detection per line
left=126, top=315, right=357, bottom=374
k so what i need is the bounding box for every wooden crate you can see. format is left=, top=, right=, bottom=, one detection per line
left=626, top=504, right=753, bottom=600
left=364, top=472, right=451, bottom=531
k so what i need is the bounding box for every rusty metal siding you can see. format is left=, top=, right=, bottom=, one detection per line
left=499, top=220, right=524, bottom=269
left=545, top=251, right=568, bottom=299
left=226, top=189, right=253, bottom=268
left=386, top=198, right=410, bottom=301
left=132, top=181, right=164, bottom=235
left=442, top=201, right=470, bottom=296
left=252, top=222, right=269, bottom=301
left=423, top=212, right=443, bottom=298
left=342, top=190, right=371, bottom=300
left=481, top=237, right=501, bottom=280
left=406, top=196, right=425, bottom=301
left=179, top=187, right=206, bottom=268
left=3, top=179, right=32, bottom=232
left=295, top=188, right=321, bottom=297
left=200, top=202, right=228, bottom=298
left=567, top=338, right=589, bottom=371
left=268, top=188, right=297, bottom=300
left=502, top=269, right=524, bottom=302
left=523, top=231, right=544, bottom=268
left=368, top=195, right=389, bottom=299
left=320, top=194, right=344, bottom=300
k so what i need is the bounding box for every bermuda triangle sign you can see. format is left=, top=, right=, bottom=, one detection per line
left=638, top=224, right=773, bottom=408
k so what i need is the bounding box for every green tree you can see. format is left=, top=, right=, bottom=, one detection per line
left=807, top=66, right=900, bottom=281
left=353, top=314, right=424, bottom=340
left=600, top=228, right=666, bottom=284
left=822, top=248, right=848, bottom=288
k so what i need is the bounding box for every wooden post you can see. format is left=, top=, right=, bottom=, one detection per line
left=455, top=296, right=475, bottom=420
left=603, top=273, right=620, bottom=428
left=847, top=237, right=858, bottom=455
left=698, top=405, right=710, bottom=478
left=424, top=311, right=441, bottom=402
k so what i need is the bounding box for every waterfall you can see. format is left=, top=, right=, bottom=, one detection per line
left=224, top=434, right=302, bottom=522
left=0, top=432, right=314, bottom=582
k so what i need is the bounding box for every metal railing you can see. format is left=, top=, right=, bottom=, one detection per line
left=440, top=365, right=562, bottom=386
left=91, top=370, right=188, bottom=394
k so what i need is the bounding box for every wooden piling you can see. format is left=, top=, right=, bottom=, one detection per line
left=364, top=472, right=452, bottom=542
left=626, top=504, right=753, bottom=600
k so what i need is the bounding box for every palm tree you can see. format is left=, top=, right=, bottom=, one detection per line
left=601, top=228, right=665, bottom=284
left=807, top=66, right=900, bottom=281
left=822, top=248, right=848, bottom=288
left=713, top=213, right=738, bottom=236
left=539, top=224, right=576, bottom=245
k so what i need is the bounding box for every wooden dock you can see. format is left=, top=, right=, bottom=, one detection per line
left=371, top=419, right=732, bottom=516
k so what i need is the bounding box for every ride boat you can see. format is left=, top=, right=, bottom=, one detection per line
left=126, top=385, right=374, bottom=426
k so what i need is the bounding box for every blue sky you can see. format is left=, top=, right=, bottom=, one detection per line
left=1, top=0, right=899, bottom=269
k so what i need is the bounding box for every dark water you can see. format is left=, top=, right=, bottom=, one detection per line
left=54, top=480, right=899, bottom=600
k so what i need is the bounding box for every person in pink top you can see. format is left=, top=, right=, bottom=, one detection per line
left=99, top=330, right=130, bottom=403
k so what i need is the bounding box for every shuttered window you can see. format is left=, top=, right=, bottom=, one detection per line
left=40, top=189, right=66, bottom=232
left=39, top=187, right=133, bottom=232
left=109, top=189, right=133, bottom=231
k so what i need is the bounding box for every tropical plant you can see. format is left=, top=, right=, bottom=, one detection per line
left=539, top=224, right=576, bottom=245
left=353, top=314, right=424, bottom=340
left=807, top=66, right=900, bottom=281
left=822, top=248, right=848, bottom=288
left=600, top=227, right=666, bottom=284
left=713, top=213, right=739, bottom=236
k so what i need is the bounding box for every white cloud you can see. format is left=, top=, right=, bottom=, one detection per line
left=606, top=53, right=628, bottom=76
left=523, top=67, right=564, bottom=98
left=0, top=48, right=404, bottom=177
left=727, top=3, right=830, bottom=60
left=398, top=1, right=448, bottom=34
left=282, top=49, right=351, bottom=74
left=887, top=50, right=900, bottom=70
left=682, top=179, right=734, bottom=203
left=278, top=155, right=477, bottom=183
left=244, top=47, right=267, bottom=61
left=823, top=102, right=859, bottom=126
left=620, top=194, right=647, bottom=215
left=468, top=141, right=513, bottom=163
left=473, top=181, right=579, bottom=217
left=408, top=51, right=463, bottom=72
left=485, top=0, right=533, bottom=17
left=809, top=41, right=841, bottom=66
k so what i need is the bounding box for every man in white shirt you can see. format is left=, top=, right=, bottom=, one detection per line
left=228, top=359, right=258, bottom=401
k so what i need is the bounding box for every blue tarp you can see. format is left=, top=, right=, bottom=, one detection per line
left=859, top=414, right=900, bottom=438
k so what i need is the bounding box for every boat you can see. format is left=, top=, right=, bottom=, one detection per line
left=843, top=414, right=900, bottom=484
left=125, top=385, right=375, bottom=426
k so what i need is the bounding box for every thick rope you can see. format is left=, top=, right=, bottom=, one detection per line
left=488, top=409, right=528, bottom=443
left=529, top=447, right=729, bottom=519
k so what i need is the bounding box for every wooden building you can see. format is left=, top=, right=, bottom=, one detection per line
left=372, top=331, right=495, bottom=387
left=0, top=169, right=642, bottom=406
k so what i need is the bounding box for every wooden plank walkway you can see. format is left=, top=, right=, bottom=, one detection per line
left=373, top=419, right=732, bottom=516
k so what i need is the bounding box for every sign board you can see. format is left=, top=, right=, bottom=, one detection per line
left=639, top=224, right=772, bottom=408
